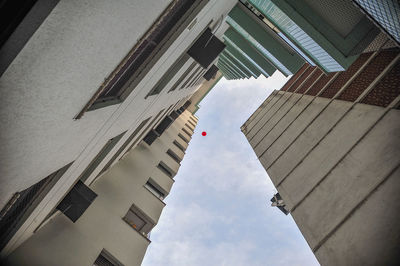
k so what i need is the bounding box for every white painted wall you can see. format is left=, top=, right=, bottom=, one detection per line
left=0, top=0, right=237, bottom=255
left=5, top=111, right=197, bottom=266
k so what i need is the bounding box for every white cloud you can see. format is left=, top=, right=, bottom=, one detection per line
left=142, top=72, right=319, bottom=266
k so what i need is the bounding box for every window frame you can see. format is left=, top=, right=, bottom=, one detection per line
left=123, top=204, right=155, bottom=240
left=144, top=179, right=166, bottom=201
left=166, top=149, right=182, bottom=164
left=178, top=133, right=189, bottom=144
left=157, top=161, right=175, bottom=178
left=173, top=140, right=186, bottom=153
left=93, top=249, right=124, bottom=266
left=74, top=0, right=210, bottom=119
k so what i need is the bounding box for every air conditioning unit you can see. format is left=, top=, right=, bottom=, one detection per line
left=155, top=115, right=174, bottom=135
left=143, top=129, right=160, bottom=145
left=203, top=65, right=219, bottom=81
left=187, top=28, right=226, bottom=68
left=56, top=180, right=97, bottom=222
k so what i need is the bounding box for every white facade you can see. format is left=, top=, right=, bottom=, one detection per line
left=5, top=110, right=197, bottom=266
left=0, top=0, right=236, bottom=258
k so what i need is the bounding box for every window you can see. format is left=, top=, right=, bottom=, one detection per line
left=173, top=140, right=186, bottom=152
left=123, top=204, right=155, bottom=238
left=143, top=106, right=174, bottom=145
left=182, top=127, right=192, bottom=138
left=185, top=123, right=194, bottom=132
left=147, top=54, right=190, bottom=97
left=80, top=132, right=126, bottom=183
left=143, top=129, right=160, bottom=146
left=93, top=249, right=124, bottom=266
left=168, top=61, right=197, bottom=92
left=123, top=109, right=165, bottom=156
left=186, top=68, right=205, bottom=88
left=189, top=116, right=197, bottom=124
left=188, top=119, right=196, bottom=128
left=180, top=65, right=202, bottom=89
left=72, top=0, right=209, bottom=118
left=167, top=149, right=182, bottom=164
left=178, top=133, right=189, bottom=144
left=203, top=64, right=219, bottom=81
left=154, top=115, right=174, bottom=135
left=144, top=179, right=165, bottom=200
left=0, top=162, right=72, bottom=250
left=157, top=161, right=174, bottom=177
left=97, top=117, right=151, bottom=176
left=169, top=110, right=180, bottom=120
left=188, top=67, right=205, bottom=88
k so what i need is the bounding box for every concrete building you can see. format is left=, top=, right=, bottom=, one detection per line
left=241, top=46, right=400, bottom=265
left=0, top=0, right=236, bottom=263
left=5, top=110, right=197, bottom=266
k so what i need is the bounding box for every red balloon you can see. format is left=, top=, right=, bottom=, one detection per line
left=202, top=131, right=207, bottom=136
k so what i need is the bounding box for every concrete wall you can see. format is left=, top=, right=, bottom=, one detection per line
left=243, top=90, right=400, bottom=265
left=187, top=71, right=223, bottom=114
left=5, top=111, right=197, bottom=266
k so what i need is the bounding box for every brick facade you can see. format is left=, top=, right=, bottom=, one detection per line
left=287, top=66, right=315, bottom=92
left=280, top=64, right=309, bottom=91
left=305, top=72, right=336, bottom=96
left=278, top=48, right=399, bottom=108
left=337, top=49, right=398, bottom=102
left=361, top=59, right=400, bottom=107
left=296, top=68, right=322, bottom=94
left=320, top=52, right=372, bottom=98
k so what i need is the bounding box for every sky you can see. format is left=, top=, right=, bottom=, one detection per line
left=142, top=72, right=320, bottom=266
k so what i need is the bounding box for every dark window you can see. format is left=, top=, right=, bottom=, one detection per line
left=203, top=65, right=219, bottom=80
left=97, top=117, right=151, bottom=176
left=154, top=115, right=174, bottom=135
left=157, top=161, right=174, bottom=177
left=187, top=69, right=206, bottom=88
left=182, top=127, right=192, bottom=137
left=180, top=65, right=202, bottom=89
left=0, top=163, right=72, bottom=250
left=75, top=0, right=209, bottom=118
left=187, top=27, right=226, bottom=68
left=189, top=116, right=197, bottom=123
left=188, top=119, right=196, bottom=128
left=185, top=123, right=194, bottom=132
left=182, top=100, right=192, bottom=110
left=168, top=61, right=197, bottom=92
left=173, top=140, right=186, bottom=152
left=124, top=109, right=165, bottom=156
left=80, top=132, right=126, bottom=183
left=123, top=204, right=155, bottom=238
left=143, top=129, right=160, bottom=146
left=93, top=249, right=124, bottom=266
left=189, top=67, right=205, bottom=88
left=193, top=71, right=206, bottom=86
left=142, top=105, right=174, bottom=145
left=167, top=149, right=182, bottom=164
left=178, top=133, right=189, bottom=143
left=169, top=110, right=180, bottom=120
left=147, top=54, right=190, bottom=97
left=144, top=179, right=165, bottom=200
left=56, top=180, right=97, bottom=222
